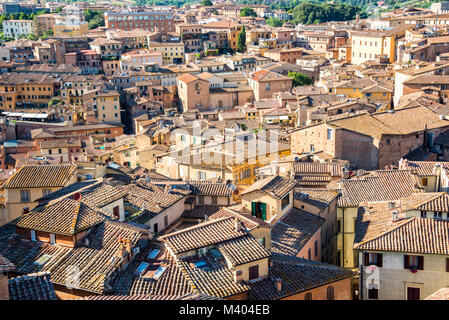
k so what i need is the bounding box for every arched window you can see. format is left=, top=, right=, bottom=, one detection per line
left=305, top=293, right=312, bottom=300
left=327, top=286, right=335, bottom=300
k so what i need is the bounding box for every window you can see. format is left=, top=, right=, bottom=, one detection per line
left=421, top=210, right=427, bottom=218
left=435, top=211, right=443, bottom=220
left=368, top=288, right=378, bottom=300
left=42, top=189, right=52, bottom=197
left=363, top=253, right=383, bottom=267
left=113, top=206, right=120, bottom=218
left=211, top=196, right=218, bottom=205
left=315, top=240, right=318, bottom=257
left=50, top=233, right=56, bottom=245
left=281, top=194, right=290, bottom=209
left=327, top=128, right=333, bottom=140
left=310, top=144, right=315, bottom=152
left=30, top=230, right=36, bottom=242
left=386, top=139, right=391, bottom=145
left=327, top=286, right=335, bottom=300
left=421, top=178, right=428, bottom=186
left=404, top=255, right=423, bottom=270
left=153, top=223, right=159, bottom=233
left=407, top=287, right=420, bottom=300
left=248, top=265, right=259, bottom=280
left=164, top=215, right=168, bottom=227
left=20, top=190, right=30, bottom=202
left=198, top=196, right=204, bottom=205
left=304, top=293, right=312, bottom=300
left=308, top=248, right=311, bottom=260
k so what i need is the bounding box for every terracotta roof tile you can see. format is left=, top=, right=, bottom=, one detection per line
left=3, top=165, right=76, bottom=189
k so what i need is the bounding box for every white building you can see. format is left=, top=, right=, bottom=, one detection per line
left=2, top=20, right=33, bottom=38
left=354, top=194, right=449, bottom=300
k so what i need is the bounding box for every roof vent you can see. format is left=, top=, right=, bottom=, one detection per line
left=73, top=192, right=82, bottom=201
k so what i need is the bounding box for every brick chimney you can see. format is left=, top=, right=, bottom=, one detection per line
left=274, top=278, right=283, bottom=293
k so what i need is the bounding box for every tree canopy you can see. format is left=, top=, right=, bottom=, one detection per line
left=237, top=26, right=246, bottom=53
left=84, top=10, right=105, bottom=29
left=291, top=3, right=360, bottom=25
left=288, top=71, right=313, bottom=86
left=266, top=17, right=283, bottom=27
left=201, top=0, right=213, bottom=6
left=240, top=7, right=257, bottom=17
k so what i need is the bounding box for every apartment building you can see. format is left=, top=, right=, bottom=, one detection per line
left=104, top=11, right=174, bottom=33
left=3, top=20, right=33, bottom=38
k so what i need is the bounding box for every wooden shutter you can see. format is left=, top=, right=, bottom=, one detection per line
left=418, top=256, right=424, bottom=270
left=377, top=253, right=383, bottom=267
left=251, top=202, right=256, bottom=216
left=446, top=258, right=449, bottom=272
left=364, top=253, right=369, bottom=266
left=404, top=255, right=410, bottom=269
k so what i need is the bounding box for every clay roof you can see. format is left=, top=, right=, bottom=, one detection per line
left=354, top=201, right=449, bottom=255
left=249, top=253, right=357, bottom=300
left=271, top=208, right=325, bottom=256
left=16, top=197, right=107, bottom=235
left=250, top=69, right=291, bottom=82
left=3, top=165, right=76, bottom=189
left=241, top=175, right=296, bottom=200
left=159, top=217, right=249, bottom=254
left=334, top=170, right=423, bottom=207
left=8, top=272, right=57, bottom=300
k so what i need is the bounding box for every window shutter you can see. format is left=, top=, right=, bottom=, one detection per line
left=364, top=253, right=369, bottom=266
left=446, top=258, right=449, bottom=272
left=418, top=256, right=424, bottom=270
left=404, top=255, right=410, bottom=269
left=377, top=253, right=383, bottom=267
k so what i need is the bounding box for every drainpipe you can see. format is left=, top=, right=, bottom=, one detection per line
left=359, top=252, right=363, bottom=301
left=342, top=207, right=345, bottom=268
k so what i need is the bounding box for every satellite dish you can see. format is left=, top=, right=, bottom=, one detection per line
left=227, top=183, right=236, bottom=191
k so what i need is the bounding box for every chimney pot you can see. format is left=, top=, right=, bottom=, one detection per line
left=274, top=278, right=282, bottom=292
left=22, top=207, right=29, bottom=215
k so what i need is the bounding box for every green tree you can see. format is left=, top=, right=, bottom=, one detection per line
left=288, top=71, right=313, bottom=86
left=237, top=25, right=246, bottom=53
left=48, top=97, right=61, bottom=107
left=240, top=7, right=257, bottom=17
left=266, top=17, right=283, bottom=27
left=201, top=0, right=213, bottom=6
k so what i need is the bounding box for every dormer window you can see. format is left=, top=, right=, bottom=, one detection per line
left=435, top=211, right=443, bottom=220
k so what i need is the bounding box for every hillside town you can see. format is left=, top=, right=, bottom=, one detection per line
left=1, top=0, right=449, bottom=303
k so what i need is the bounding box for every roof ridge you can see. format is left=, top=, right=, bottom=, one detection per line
left=159, top=216, right=232, bottom=239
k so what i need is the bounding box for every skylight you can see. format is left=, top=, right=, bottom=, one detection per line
left=194, top=260, right=207, bottom=269
left=34, top=254, right=52, bottom=266
left=152, top=266, right=167, bottom=280
left=136, top=262, right=149, bottom=275
left=147, top=248, right=160, bottom=259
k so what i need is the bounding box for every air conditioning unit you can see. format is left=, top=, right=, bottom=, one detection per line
left=198, top=247, right=207, bottom=256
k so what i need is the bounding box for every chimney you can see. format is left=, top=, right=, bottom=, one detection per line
left=235, top=218, right=241, bottom=232
left=117, top=244, right=126, bottom=258
left=22, top=207, right=29, bottom=215
left=233, top=269, right=243, bottom=283
left=125, top=239, right=132, bottom=255
left=392, top=209, right=399, bottom=221
left=269, top=259, right=274, bottom=268
left=274, top=278, right=283, bottom=292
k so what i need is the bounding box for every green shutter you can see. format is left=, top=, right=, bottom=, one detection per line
left=251, top=202, right=256, bottom=216
left=261, top=203, right=267, bottom=221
